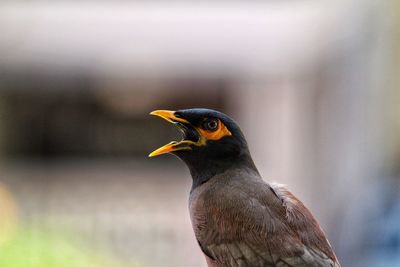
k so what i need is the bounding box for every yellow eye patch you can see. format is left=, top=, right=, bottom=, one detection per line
left=197, top=120, right=232, bottom=141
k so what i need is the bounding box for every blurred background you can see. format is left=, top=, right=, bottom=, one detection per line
left=0, top=1, right=399, bottom=267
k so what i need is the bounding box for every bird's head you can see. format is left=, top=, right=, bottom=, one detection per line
left=149, top=108, right=257, bottom=186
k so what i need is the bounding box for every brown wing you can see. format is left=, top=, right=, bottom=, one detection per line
left=268, top=183, right=340, bottom=265
left=200, top=242, right=339, bottom=267
left=190, top=173, right=340, bottom=267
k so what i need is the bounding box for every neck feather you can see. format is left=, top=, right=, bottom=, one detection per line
left=178, top=150, right=258, bottom=191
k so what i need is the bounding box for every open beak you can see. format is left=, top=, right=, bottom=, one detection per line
left=149, top=110, right=200, bottom=157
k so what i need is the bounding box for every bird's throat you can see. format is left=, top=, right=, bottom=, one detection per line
left=177, top=151, right=258, bottom=191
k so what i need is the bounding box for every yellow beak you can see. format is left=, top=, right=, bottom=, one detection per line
left=148, top=110, right=194, bottom=157
left=149, top=110, right=189, bottom=124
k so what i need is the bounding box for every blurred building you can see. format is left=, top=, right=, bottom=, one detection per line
left=0, top=1, right=399, bottom=267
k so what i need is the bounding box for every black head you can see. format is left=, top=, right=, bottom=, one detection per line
left=149, top=108, right=258, bottom=188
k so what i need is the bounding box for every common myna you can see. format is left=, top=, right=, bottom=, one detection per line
left=149, top=108, right=341, bottom=267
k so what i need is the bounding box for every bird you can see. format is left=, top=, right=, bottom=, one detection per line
left=149, top=108, right=341, bottom=267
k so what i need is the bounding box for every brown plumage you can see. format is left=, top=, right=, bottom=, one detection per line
left=190, top=168, right=339, bottom=267
left=149, top=108, right=341, bottom=267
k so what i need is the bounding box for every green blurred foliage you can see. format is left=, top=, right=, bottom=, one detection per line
left=0, top=227, right=142, bottom=267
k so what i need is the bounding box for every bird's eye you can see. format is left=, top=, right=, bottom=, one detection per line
left=204, top=119, right=219, bottom=131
